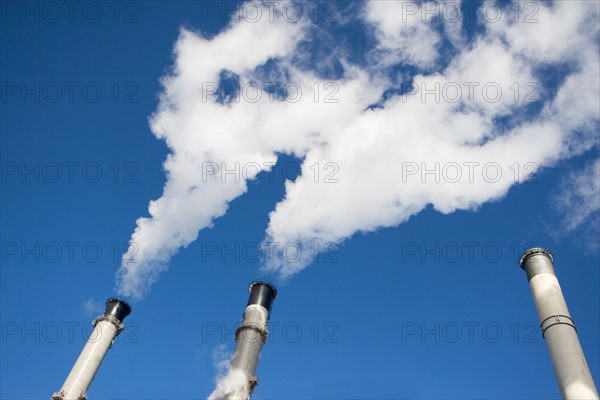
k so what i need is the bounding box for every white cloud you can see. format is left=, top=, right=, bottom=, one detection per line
left=363, top=1, right=442, bottom=69
left=115, top=0, right=600, bottom=298
left=487, top=1, right=599, bottom=65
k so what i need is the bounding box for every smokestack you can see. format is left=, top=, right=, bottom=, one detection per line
left=223, top=282, right=277, bottom=400
left=52, top=298, right=132, bottom=400
left=519, top=248, right=599, bottom=400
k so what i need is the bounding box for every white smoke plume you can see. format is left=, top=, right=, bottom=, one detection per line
left=83, top=298, right=103, bottom=317
left=208, top=344, right=249, bottom=400
left=551, top=158, right=600, bottom=253
left=116, top=1, right=599, bottom=299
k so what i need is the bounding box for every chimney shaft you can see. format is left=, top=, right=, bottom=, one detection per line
left=52, top=298, right=131, bottom=400
left=520, top=248, right=599, bottom=400
left=223, top=282, right=277, bottom=400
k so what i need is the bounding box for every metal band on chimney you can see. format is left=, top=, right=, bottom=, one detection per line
left=235, top=324, right=268, bottom=344
left=540, top=314, right=577, bottom=338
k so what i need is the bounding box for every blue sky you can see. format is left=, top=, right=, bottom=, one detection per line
left=1, top=1, right=599, bottom=399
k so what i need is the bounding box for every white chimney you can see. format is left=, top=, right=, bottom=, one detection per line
left=223, top=282, right=277, bottom=400
left=52, top=298, right=131, bottom=400
left=520, top=248, right=599, bottom=400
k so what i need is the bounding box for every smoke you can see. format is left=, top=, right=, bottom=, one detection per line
left=208, top=344, right=249, bottom=400
left=83, top=298, right=103, bottom=317
left=554, top=159, right=600, bottom=233
left=115, top=1, right=599, bottom=299
left=550, top=158, right=600, bottom=253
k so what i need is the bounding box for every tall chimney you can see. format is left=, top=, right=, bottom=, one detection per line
left=223, top=281, right=277, bottom=400
left=519, top=248, right=599, bottom=400
left=52, top=298, right=132, bottom=400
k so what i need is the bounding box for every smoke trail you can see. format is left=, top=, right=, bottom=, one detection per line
left=208, top=368, right=248, bottom=400
left=208, top=345, right=249, bottom=400
left=116, top=1, right=599, bottom=299
left=550, top=158, right=600, bottom=253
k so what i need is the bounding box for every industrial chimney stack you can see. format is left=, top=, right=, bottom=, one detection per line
left=519, top=248, right=599, bottom=400
left=223, top=282, right=277, bottom=400
left=52, top=298, right=132, bottom=400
